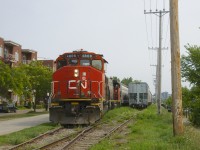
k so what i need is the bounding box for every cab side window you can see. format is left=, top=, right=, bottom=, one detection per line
left=57, top=60, right=67, bottom=69
left=92, top=60, right=102, bottom=70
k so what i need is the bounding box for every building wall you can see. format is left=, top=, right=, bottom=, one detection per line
left=40, top=60, right=56, bottom=72
left=0, top=38, right=4, bottom=60
left=32, top=52, right=37, bottom=60
left=12, top=45, right=22, bottom=66
left=22, top=50, right=37, bottom=64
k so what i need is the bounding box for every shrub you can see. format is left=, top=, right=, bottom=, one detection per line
left=190, top=108, right=200, bottom=126
left=36, top=105, right=43, bottom=109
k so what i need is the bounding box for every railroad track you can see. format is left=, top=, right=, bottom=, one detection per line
left=8, top=118, right=133, bottom=150
left=37, top=118, right=133, bottom=150
left=8, top=126, right=80, bottom=150
left=63, top=118, right=133, bottom=150
left=38, top=126, right=93, bottom=150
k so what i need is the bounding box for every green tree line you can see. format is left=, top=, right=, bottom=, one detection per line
left=112, top=76, right=141, bottom=86
left=0, top=61, right=52, bottom=108
left=181, top=44, right=200, bottom=126
left=165, top=44, right=200, bottom=126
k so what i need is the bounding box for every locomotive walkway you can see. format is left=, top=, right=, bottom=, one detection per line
left=0, top=111, right=49, bottom=136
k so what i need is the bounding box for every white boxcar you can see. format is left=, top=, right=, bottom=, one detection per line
left=120, top=83, right=129, bottom=106
left=128, top=82, right=152, bottom=108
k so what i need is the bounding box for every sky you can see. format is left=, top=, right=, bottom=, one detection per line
left=0, top=0, right=200, bottom=94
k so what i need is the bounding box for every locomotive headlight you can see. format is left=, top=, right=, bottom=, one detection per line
left=74, top=69, right=79, bottom=77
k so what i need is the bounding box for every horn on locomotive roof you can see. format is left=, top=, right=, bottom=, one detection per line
left=73, top=49, right=87, bottom=53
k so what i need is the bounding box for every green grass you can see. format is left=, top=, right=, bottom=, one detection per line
left=102, top=106, right=138, bottom=123
left=90, top=105, right=200, bottom=150
left=0, top=122, right=60, bottom=146
left=0, top=111, right=48, bottom=121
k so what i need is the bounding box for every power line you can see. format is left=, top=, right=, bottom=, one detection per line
left=145, top=9, right=169, bottom=114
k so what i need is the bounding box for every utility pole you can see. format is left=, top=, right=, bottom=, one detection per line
left=170, top=0, right=183, bottom=135
left=145, top=10, right=169, bottom=114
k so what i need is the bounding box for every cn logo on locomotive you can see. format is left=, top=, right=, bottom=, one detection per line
left=68, top=80, right=87, bottom=89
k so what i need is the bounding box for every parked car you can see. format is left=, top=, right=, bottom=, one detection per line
left=167, top=105, right=172, bottom=112
left=0, top=103, right=17, bottom=113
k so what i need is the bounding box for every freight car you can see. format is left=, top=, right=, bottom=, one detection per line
left=49, top=50, right=120, bottom=125
left=128, top=82, right=152, bottom=108
left=120, top=83, right=129, bottom=106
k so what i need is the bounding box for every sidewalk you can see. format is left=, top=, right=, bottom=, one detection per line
left=0, top=109, right=46, bottom=117
left=0, top=114, right=49, bottom=135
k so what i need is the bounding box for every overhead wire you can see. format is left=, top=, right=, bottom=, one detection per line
left=144, top=0, right=171, bottom=94
left=163, top=0, right=166, bottom=10
left=156, top=0, right=158, bottom=11
left=149, top=0, right=157, bottom=90
left=144, top=0, right=150, bottom=48
left=155, top=0, right=158, bottom=47
left=163, top=15, right=170, bottom=48
left=150, top=0, right=155, bottom=47
left=163, top=15, right=170, bottom=64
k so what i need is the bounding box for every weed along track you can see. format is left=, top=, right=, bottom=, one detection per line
left=8, top=127, right=81, bottom=150
left=63, top=118, right=134, bottom=150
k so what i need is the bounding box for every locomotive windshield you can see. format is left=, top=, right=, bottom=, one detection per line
left=56, top=52, right=104, bottom=71
left=80, top=59, right=90, bottom=66
left=69, top=59, right=78, bottom=65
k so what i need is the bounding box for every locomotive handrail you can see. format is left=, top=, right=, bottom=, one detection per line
left=91, top=81, right=103, bottom=98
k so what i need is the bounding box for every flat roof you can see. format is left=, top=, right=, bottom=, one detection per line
left=4, top=40, right=21, bottom=47
left=22, top=49, right=37, bottom=53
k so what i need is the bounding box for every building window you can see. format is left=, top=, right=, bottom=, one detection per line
left=4, top=48, right=8, bottom=58
left=0, top=47, right=3, bottom=57
left=15, top=52, right=19, bottom=61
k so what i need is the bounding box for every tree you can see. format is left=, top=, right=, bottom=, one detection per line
left=0, top=61, right=28, bottom=100
left=12, top=66, right=31, bottom=97
left=0, top=61, right=13, bottom=99
left=181, top=44, right=200, bottom=126
left=165, top=96, right=172, bottom=106
left=112, top=76, right=120, bottom=82
left=181, top=44, right=200, bottom=86
left=22, top=61, right=52, bottom=111
left=121, top=77, right=133, bottom=86
left=182, top=87, right=191, bottom=108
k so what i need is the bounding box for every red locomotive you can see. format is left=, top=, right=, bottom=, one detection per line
left=49, top=49, right=121, bottom=125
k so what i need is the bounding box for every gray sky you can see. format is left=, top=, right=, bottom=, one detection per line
left=0, top=0, right=200, bottom=94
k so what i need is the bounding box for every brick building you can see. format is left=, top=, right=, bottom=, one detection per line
left=0, top=37, right=38, bottom=104
left=0, top=37, right=22, bottom=67
left=22, top=49, right=37, bottom=64
left=39, top=59, right=56, bottom=72
left=0, top=37, right=38, bottom=66
left=0, top=36, right=56, bottom=105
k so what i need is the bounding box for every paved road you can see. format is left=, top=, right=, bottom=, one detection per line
left=0, top=109, right=31, bottom=117
left=0, top=114, right=49, bottom=135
